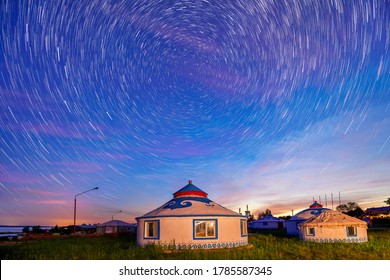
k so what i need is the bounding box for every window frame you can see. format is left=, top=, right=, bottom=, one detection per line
left=144, top=220, right=160, bottom=240
left=193, top=219, right=218, bottom=240
left=240, top=219, right=248, bottom=237
left=306, top=227, right=315, bottom=236
left=346, top=226, right=357, bottom=237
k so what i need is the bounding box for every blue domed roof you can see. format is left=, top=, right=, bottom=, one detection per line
left=290, top=207, right=329, bottom=221
left=173, top=180, right=208, bottom=198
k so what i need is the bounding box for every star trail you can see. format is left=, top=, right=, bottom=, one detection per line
left=0, top=0, right=389, bottom=225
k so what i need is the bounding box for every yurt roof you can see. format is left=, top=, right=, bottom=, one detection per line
left=289, top=207, right=329, bottom=221
left=136, top=181, right=243, bottom=219
left=299, top=210, right=367, bottom=227
left=173, top=180, right=208, bottom=198
left=98, top=220, right=135, bottom=227
left=255, top=214, right=285, bottom=222
left=309, top=201, right=323, bottom=208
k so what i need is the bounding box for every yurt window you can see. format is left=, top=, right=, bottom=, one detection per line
left=193, top=219, right=217, bottom=239
left=144, top=220, right=159, bottom=239
left=306, top=227, right=315, bottom=236
left=346, top=226, right=357, bottom=236
left=241, top=219, right=248, bottom=236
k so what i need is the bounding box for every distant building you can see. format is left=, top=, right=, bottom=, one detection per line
left=96, top=220, right=136, bottom=235
left=249, top=214, right=285, bottom=229
left=298, top=210, right=368, bottom=243
left=286, top=201, right=329, bottom=235
left=79, top=224, right=97, bottom=234
left=136, top=180, right=248, bottom=249
left=365, top=206, right=390, bottom=217
left=364, top=206, right=390, bottom=227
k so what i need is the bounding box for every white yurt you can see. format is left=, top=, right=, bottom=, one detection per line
left=298, top=210, right=368, bottom=242
left=136, top=181, right=248, bottom=249
left=96, top=220, right=136, bottom=235
left=286, top=201, right=329, bottom=235
left=250, top=214, right=285, bottom=229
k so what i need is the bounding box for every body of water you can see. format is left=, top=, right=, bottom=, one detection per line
left=0, top=226, right=52, bottom=234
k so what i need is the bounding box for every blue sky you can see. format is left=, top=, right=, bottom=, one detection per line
left=0, top=0, right=389, bottom=225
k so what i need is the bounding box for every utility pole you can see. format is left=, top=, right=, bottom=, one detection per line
left=74, top=187, right=99, bottom=239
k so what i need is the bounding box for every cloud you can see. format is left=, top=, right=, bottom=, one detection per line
left=208, top=106, right=390, bottom=215
left=0, top=170, right=46, bottom=184
left=20, top=199, right=68, bottom=206
left=58, top=161, right=104, bottom=173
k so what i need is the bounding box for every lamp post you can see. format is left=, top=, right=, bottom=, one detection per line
left=73, top=187, right=99, bottom=239
left=112, top=210, right=122, bottom=221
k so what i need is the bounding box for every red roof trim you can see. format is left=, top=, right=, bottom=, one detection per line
left=174, top=190, right=207, bottom=198
left=309, top=201, right=323, bottom=208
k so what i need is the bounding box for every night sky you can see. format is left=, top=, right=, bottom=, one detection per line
left=0, top=0, right=389, bottom=226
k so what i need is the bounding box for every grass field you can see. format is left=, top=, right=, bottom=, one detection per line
left=1, top=228, right=389, bottom=260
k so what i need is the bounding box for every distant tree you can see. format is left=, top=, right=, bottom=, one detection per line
left=22, top=226, right=30, bottom=233
left=336, top=202, right=364, bottom=218
left=61, top=225, right=75, bottom=235
left=50, top=225, right=60, bottom=233
left=384, top=198, right=390, bottom=205
left=336, top=202, right=359, bottom=212
left=257, top=209, right=272, bottom=219
left=278, top=215, right=292, bottom=220
left=31, top=225, right=43, bottom=234
left=348, top=207, right=364, bottom=217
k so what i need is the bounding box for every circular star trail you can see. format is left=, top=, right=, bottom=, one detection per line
left=0, top=0, right=388, bottom=225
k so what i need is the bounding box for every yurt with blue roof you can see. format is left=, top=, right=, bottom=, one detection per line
left=136, top=181, right=248, bottom=249
left=286, top=201, right=329, bottom=235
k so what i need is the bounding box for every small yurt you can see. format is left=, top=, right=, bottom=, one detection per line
left=286, top=201, right=329, bottom=235
left=298, top=210, right=368, bottom=242
left=96, top=220, right=136, bottom=235
left=136, top=181, right=248, bottom=249
left=250, top=214, right=285, bottom=229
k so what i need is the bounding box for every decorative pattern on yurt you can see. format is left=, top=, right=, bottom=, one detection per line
left=136, top=181, right=248, bottom=249
left=298, top=210, right=368, bottom=243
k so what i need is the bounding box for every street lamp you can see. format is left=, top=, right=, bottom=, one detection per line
left=112, top=210, right=122, bottom=221
left=73, top=187, right=99, bottom=239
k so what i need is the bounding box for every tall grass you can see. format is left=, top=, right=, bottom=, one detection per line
left=1, top=229, right=389, bottom=260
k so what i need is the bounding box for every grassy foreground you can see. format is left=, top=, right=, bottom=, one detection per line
left=1, top=229, right=389, bottom=260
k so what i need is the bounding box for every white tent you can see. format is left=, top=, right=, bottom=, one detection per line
left=96, top=220, right=136, bottom=235
left=298, top=210, right=368, bottom=242
left=136, top=181, right=248, bottom=249
left=249, top=214, right=285, bottom=229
